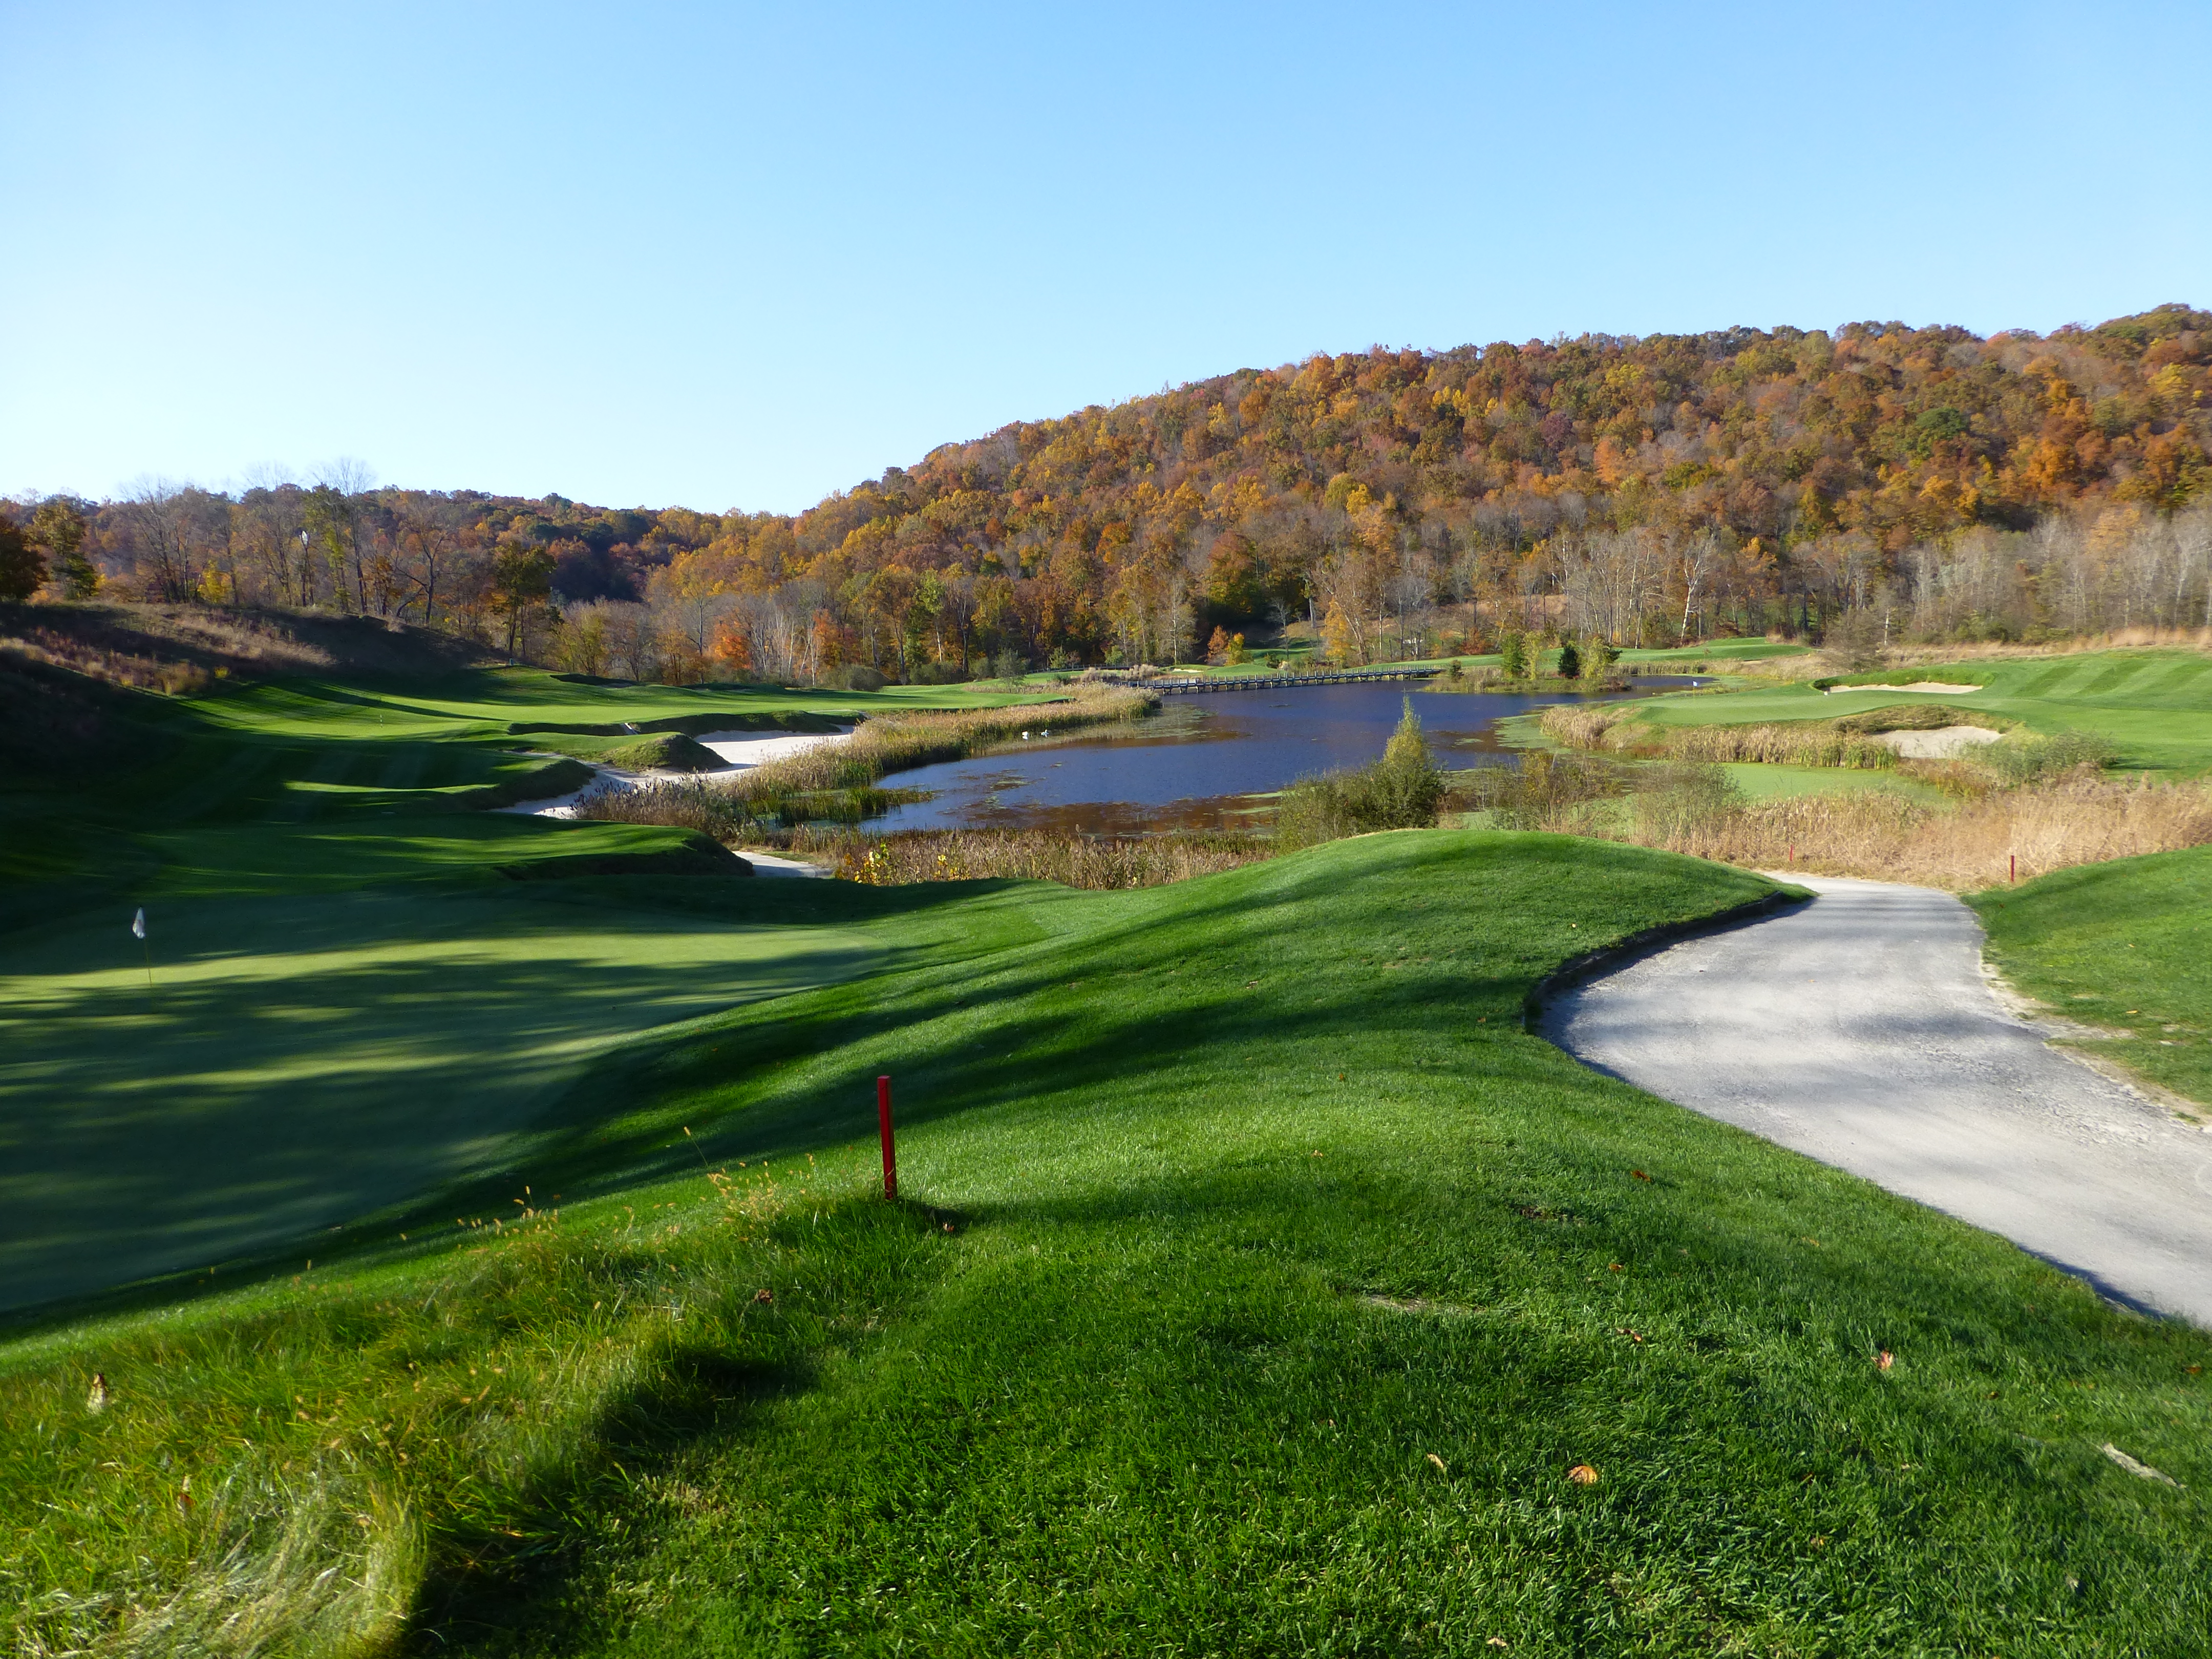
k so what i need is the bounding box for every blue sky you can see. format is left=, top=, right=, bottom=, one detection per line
left=4, top=1, right=2206, bottom=514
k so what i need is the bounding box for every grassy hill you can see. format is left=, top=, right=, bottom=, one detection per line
left=0, top=654, right=1068, bottom=1308
left=1971, top=844, right=2212, bottom=1109
left=5, top=832, right=2207, bottom=1655
left=6, top=642, right=2209, bottom=1652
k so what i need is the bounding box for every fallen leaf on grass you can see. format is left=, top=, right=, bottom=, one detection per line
left=753, top=1288, right=774, bottom=1304
left=2102, top=1443, right=2183, bottom=1487
left=1607, top=1263, right=1625, bottom=1273
left=1567, top=1464, right=1599, bottom=1485
left=1630, top=1169, right=1650, bottom=1182
left=1426, top=1453, right=1448, bottom=1474
left=1876, top=1350, right=1894, bottom=1372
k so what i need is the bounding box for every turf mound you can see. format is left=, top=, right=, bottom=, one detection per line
left=0, top=601, right=493, bottom=688
left=599, top=732, right=727, bottom=772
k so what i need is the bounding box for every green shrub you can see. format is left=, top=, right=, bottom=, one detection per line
left=1275, top=700, right=1445, bottom=848
left=1499, top=631, right=1527, bottom=679
left=1984, top=728, right=2118, bottom=785
left=822, top=663, right=888, bottom=691
left=1462, top=749, right=1626, bottom=830
left=908, top=661, right=970, bottom=685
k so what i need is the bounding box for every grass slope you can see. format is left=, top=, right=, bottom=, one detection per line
left=0, top=658, right=1077, bottom=1308
left=0, top=664, right=1055, bottom=895
left=1629, top=649, right=2212, bottom=776
left=1970, top=845, right=2212, bottom=1110
left=6, top=834, right=2207, bottom=1656
left=0, top=882, right=881, bottom=1311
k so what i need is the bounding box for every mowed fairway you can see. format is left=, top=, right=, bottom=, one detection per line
left=0, top=883, right=881, bottom=1310
left=0, top=659, right=1060, bottom=1312
left=1629, top=648, right=2212, bottom=776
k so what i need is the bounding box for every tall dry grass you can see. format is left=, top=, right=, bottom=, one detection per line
left=1538, top=704, right=1898, bottom=768
left=784, top=826, right=1269, bottom=889
left=720, top=688, right=1154, bottom=805
left=1611, top=775, right=2212, bottom=890
left=0, top=629, right=217, bottom=695
left=572, top=689, right=1156, bottom=839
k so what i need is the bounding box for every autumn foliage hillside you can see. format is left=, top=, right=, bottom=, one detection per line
left=12, top=305, right=2210, bottom=677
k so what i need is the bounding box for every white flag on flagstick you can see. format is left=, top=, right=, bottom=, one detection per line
left=132, top=908, right=145, bottom=940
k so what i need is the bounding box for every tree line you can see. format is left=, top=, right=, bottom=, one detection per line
left=5, top=304, right=2208, bottom=679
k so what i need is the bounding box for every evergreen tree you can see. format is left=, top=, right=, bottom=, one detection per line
left=1556, top=639, right=1582, bottom=680
left=31, top=500, right=96, bottom=599
left=0, top=518, right=42, bottom=602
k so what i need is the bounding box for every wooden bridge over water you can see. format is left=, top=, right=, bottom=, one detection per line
left=1121, top=668, right=1443, bottom=695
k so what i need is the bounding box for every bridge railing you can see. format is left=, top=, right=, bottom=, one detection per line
left=1130, top=667, right=1443, bottom=694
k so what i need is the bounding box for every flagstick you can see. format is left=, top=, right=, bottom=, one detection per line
left=142, top=938, right=154, bottom=989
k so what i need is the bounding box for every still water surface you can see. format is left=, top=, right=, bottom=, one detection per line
left=873, top=678, right=1701, bottom=834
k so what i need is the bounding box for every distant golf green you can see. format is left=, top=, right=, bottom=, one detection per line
left=1625, top=649, right=2212, bottom=776
left=1718, top=761, right=1945, bottom=802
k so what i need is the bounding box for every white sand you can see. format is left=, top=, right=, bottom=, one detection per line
left=738, top=850, right=833, bottom=878
left=497, top=727, right=856, bottom=819
left=694, top=729, right=852, bottom=768
left=1824, top=681, right=1982, bottom=695
left=1872, top=725, right=2005, bottom=758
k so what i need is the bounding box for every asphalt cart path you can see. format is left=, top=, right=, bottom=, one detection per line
left=1545, top=875, right=2212, bottom=1326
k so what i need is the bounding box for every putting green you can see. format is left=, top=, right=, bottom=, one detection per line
left=1630, top=649, right=2212, bottom=775
left=0, top=885, right=881, bottom=1311
left=1719, top=761, right=1945, bottom=801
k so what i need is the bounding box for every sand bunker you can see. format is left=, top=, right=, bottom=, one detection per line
left=739, top=849, right=833, bottom=878
left=1824, top=680, right=1982, bottom=696
left=695, top=729, right=852, bottom=768
left=1873, top=725, right=2005, bottom=759
left=499, top=728, right=856, bottom=818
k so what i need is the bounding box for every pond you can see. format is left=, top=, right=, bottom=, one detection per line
left=870, top=677, right=1707, bottom=834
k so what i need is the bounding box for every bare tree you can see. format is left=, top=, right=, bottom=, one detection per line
left=309, top=458, right=377, bottom=611
left=390, top=494, right=462, bottom=628
left=121, top=477, right=193, bottom=601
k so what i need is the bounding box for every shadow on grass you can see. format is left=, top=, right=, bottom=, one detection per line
left=0, top=874, right=1051, bottom=1338
left=407, top=1343, right=818, bottom=1650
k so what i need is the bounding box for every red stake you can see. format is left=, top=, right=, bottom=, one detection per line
left=2010, top=853, right=2017, bottom=884
left=878, top=1074, right=897, bottom=1201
